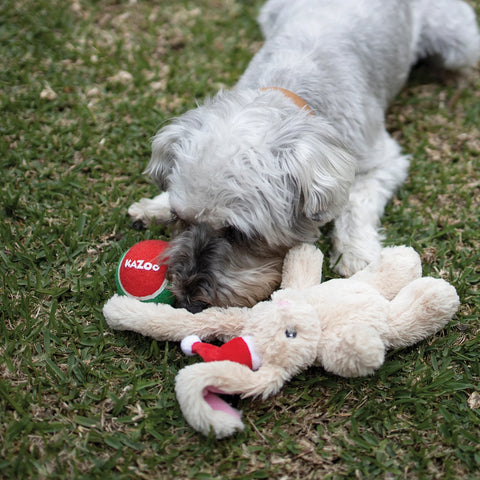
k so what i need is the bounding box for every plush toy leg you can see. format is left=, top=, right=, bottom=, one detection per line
left=103, top=294, right=248, bottom=342
left=350, top=246, right=422, bottom=300
left=318, top=323, right=386, bottom=377
left=386, top=277, right=460, bottom=348
left=175, top=361, right=284, bottom=438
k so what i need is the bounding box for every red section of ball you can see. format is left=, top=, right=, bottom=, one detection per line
left=116, top=240, right=170, bottom=300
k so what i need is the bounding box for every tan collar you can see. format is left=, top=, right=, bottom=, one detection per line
left=261, top=87, right=314, bottom=115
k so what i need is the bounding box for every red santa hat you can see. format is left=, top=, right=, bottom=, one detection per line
left=181, top=335, right=262, bottom=371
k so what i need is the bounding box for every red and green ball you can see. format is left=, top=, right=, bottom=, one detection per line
left=115, top=239, right=175, bottom=304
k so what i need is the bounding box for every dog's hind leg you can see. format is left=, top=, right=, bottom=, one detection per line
left=330, top=133, right=410, bottom=277
left=415, top=0, right=480, bottom=70
left=128, top=191, right=173, bottom=229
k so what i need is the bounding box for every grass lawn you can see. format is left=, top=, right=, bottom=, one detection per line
left=1, top=0, right=479, bottom=478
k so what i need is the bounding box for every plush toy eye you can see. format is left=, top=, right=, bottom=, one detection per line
left=285, top=329, right=297, bottom=338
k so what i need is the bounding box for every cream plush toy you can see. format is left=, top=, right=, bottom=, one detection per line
left=103, top=245, right=459, bottom=438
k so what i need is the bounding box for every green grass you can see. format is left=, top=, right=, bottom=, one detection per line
left=1, top=0, right=479, bottom=478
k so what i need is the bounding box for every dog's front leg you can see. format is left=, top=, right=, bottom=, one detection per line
left=330, top=169, right=395, bottom=276
left=330, top=135, right=410, bottom=276
left=128, top=191, right=172, bottom=229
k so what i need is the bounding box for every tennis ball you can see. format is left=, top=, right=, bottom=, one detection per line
left=115, top=240, right=175, bottom=304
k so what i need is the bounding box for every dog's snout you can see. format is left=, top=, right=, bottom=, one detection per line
left=175, top=299, right=210, bottom=313
left=166, top=224, right=231, bottom=309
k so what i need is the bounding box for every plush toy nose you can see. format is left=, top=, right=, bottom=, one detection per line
left=181, top=335, right=262, bottom=371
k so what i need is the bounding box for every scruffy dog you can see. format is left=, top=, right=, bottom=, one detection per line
left=129, top=0, right=479, bottom=312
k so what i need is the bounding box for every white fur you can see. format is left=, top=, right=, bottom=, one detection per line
left=129, top=0, right=480, bottom=307
left=180, top=335, right=201, bottom=356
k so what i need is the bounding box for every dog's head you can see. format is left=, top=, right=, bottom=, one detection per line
left=147, top=89, right=355, bottom=310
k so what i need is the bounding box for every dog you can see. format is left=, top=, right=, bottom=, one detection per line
left=128, top=0, right=480, bottom=312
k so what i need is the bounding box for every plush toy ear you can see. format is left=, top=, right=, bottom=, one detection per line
left=281, top=244, right=324, bottom=289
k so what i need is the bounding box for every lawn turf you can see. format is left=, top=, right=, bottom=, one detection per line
left=1, top=0, right=479, bottom=478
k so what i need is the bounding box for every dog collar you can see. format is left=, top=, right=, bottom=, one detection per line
left=261, top=87, right=314, bottom=115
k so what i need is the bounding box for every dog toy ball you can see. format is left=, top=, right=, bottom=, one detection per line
left=115, top=240, right=175, bottom=304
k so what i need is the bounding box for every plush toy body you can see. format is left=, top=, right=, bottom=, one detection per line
left=104, top=245, right=459, bottom=438
left=116, top=240, right=174, bottom=305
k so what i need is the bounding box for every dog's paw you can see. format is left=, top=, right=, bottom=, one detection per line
left=128, top=193, right=172, bottom=228
left=128, top=198, right=155, bottom=227
left=332, top=250, right=375, bottom=277
left=131, top=219, right=146, bottom=231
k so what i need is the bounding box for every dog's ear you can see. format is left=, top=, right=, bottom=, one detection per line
left=279, top=126, right=356, bottom=225
left=300, top=137, right=356, bottom=224
left=146, top=108, right=206, bottom=190
left=144, top=123, right=183, bottom=190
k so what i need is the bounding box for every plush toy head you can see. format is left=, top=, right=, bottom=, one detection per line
left=104, top=244, right=460, bottom=439
left=115, top=240, right=175, bottom=304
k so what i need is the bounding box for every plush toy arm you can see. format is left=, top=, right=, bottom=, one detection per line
left=175, top=361, right=287, bottom=438
left=280, top=244, right=323, bottom=290
left=103, top=294, right=249, bottom=342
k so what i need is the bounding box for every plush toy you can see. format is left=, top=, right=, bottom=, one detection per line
left=116, top=239, right=174, bottom=305
left=103, top=244, right=459, bottom=438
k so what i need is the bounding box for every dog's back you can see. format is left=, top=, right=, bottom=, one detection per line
left=256, top=0, right=479, bottom=106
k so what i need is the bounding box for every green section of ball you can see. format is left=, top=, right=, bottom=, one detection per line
left=115, top=269, right=175, bottom=304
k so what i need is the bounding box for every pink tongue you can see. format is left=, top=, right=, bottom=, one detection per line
left=203, top=387, right=241, bottom=419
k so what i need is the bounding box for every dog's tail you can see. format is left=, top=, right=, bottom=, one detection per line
left=415, top=0, right=480, bottom=70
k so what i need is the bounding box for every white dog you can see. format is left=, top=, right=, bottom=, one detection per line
left=129, top=0, right=479, bottom=312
